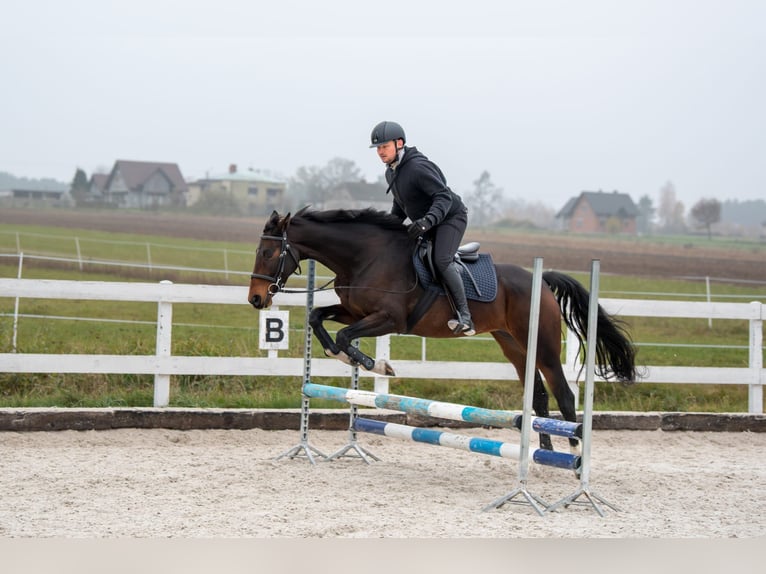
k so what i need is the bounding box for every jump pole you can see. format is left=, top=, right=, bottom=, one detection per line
left=483, top=257, right=548, bottom=515
left=302, top=383, right=582, bottom=440
left=546, top=259, right=620, bottom=516
left=353, top=417, right=580, bottom=470
left=275, top=259, right=329, bottom=464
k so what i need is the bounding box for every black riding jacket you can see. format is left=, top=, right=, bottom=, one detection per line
left=385, top=146, right=467, bottom=226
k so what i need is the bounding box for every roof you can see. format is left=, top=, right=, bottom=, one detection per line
left=107, top=160, right=188, bottom=192
left=557, top=190, right=638, bottom=218
left=89, top=173, right=109, bottom=192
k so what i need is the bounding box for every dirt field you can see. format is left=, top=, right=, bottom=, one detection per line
left=1, top=427, right=765, bottom=538
left=2, top=208, right=764, bottom=282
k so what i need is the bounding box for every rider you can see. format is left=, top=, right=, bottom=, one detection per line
left=370, top=120, right=475, bottom=336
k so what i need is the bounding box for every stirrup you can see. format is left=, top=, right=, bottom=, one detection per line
left=447, top=317, right=476, bottom=337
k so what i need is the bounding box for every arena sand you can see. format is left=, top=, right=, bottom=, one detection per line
left=1, top=427, right=764, bottom=538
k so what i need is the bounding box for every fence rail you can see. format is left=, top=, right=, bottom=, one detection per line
left=0, top=278, right=763, bottom=412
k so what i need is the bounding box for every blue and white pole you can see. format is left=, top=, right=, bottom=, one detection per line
left=353, top=418, right=580, bottom=471
left=302, top=382, right=582, bottom=439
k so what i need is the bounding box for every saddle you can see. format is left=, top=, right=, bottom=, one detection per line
left=406, top=240, right=497, bottom=333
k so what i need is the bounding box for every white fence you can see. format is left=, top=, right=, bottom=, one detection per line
left=0, top=278, right=763, bottom=413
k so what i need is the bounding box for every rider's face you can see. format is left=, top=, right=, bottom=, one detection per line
left=376, top=140, right=401, bottom=165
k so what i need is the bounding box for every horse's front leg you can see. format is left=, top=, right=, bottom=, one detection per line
left=308, top=305, right=347, bottom=357
left=308, top=305, right=394, bottom=376
left=335, top=311, right=398, bottom=377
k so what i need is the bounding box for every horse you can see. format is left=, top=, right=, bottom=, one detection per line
left=248, top=207, right=637, bottom=451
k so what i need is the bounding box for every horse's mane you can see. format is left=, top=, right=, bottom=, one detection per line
left=293, top=206, right=405, bottom=233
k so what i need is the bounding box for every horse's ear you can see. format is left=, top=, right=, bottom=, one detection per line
left=268, top=210, right=280, bottom=225
left=281, top=212, right=292, bottom=231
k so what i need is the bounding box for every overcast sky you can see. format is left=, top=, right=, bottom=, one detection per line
left=1, top=0, right=764, bottom=210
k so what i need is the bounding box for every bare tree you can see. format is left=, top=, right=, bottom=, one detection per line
left=690, top=198, right=721, bottom=239
left=465, top=171, right=503, bottom=227
left=288, top=158, right=364, bottom=209
left=657, top=181, right=686, bottom=233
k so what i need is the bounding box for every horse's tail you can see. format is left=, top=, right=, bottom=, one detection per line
left=543, top=270, right=637, bottom=383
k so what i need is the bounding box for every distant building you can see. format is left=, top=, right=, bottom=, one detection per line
left=10, top=187, right=71, bottom=206
left=556, top=190, right=639, bottom=234
left=71, top=173, right=111, bottom=206
left=102, top=160, right=188, bottom=209
left=324, top=180, right=389, bottom=211
left=187, top=164, right=287, bottom=215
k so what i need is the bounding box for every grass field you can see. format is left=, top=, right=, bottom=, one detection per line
left=1, top=217, right=764, bottom=412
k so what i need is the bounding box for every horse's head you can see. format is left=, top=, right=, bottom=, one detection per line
left=248, top=210, right=301, bottom=309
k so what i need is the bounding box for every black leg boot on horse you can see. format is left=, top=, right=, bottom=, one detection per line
left=441, top=261, right=476, bottom=336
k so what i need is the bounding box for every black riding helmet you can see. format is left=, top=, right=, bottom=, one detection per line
left=370, top=121, right=406, bottom=147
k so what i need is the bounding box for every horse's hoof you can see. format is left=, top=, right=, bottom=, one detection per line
left=371, top=360, right=396, bottom=377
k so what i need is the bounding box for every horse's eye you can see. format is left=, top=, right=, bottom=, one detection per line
left=262, top=248, right=275, bottom=259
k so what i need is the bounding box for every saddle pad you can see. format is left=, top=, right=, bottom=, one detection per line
left=413, top=252, right=497, bottom=303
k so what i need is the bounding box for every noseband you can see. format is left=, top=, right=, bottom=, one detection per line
left=250, top=232, right=301, bottom=294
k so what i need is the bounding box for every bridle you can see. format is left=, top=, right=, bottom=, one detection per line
left=249, top=231, right=301, bottom=295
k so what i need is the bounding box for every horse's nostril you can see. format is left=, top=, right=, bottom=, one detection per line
left=250, top=295, right=261, bottom=308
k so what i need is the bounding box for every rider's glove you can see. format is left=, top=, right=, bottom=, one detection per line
left=407, top=217, right=432, bottom=241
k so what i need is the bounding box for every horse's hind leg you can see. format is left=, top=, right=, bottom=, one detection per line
left=491, top=331, right=554, bottom=450
left=538, top=362, right=580, bottom=453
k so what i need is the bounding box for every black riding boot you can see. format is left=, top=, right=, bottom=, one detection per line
left=441, top=262, right=475, bottom=336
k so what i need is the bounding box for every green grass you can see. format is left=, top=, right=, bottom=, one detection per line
left=0, top=222, right=764, bottom=412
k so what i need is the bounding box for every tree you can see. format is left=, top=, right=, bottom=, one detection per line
left=288, top=157, right=364, bottom=209
left=690, top=198, right=721, bottom=239
left=656, top=181, right=685, bottom=233
left=69, top=168, right=89, bottom=202
left=464, top=171, right=503, bottom=227
left=636, top=194, right=655, bottom=235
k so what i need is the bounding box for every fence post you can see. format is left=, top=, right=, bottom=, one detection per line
left=154, top=280, right=173, bottom=407
left=75, top=237, right=83, bottom=271
left=374, top=334, right=391, bottom=394
left=749, top=301, right=763, bottom=414
left=12, top=253, right=24, bottom=353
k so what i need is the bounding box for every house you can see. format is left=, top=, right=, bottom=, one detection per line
left=70, top=173, right=111, bottom=206
left=88, top=173, right=109, bottom=198
left=324, top=180, right=390, bottom=211
left=556, top=190, right=639, bottom=234
left=187, top=164, right=286, bottom=215
left=102, top=160, right=188, bottom=209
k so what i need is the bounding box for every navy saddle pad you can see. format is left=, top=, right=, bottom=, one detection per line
left=412, top=252, right=498, bottom=303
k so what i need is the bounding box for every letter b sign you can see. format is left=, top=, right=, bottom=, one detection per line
left=258, top=310, right=289, bottom=350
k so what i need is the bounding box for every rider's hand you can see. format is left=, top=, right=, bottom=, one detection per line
left=407, top=217, right=432, bottom=240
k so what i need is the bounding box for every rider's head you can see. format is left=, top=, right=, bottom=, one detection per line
left=370, top=121, right=405, bottom=166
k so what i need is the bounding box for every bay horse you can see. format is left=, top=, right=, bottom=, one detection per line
left=248, top=207, right=637, bottom=451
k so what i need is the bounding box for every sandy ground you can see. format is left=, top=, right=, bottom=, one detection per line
left=1, top=427, right=764, bottom=539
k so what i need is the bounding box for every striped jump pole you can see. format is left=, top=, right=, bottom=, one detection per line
left=354, top=418, right=580, bottom=471
left=302, top=383, right=582, bottom=440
